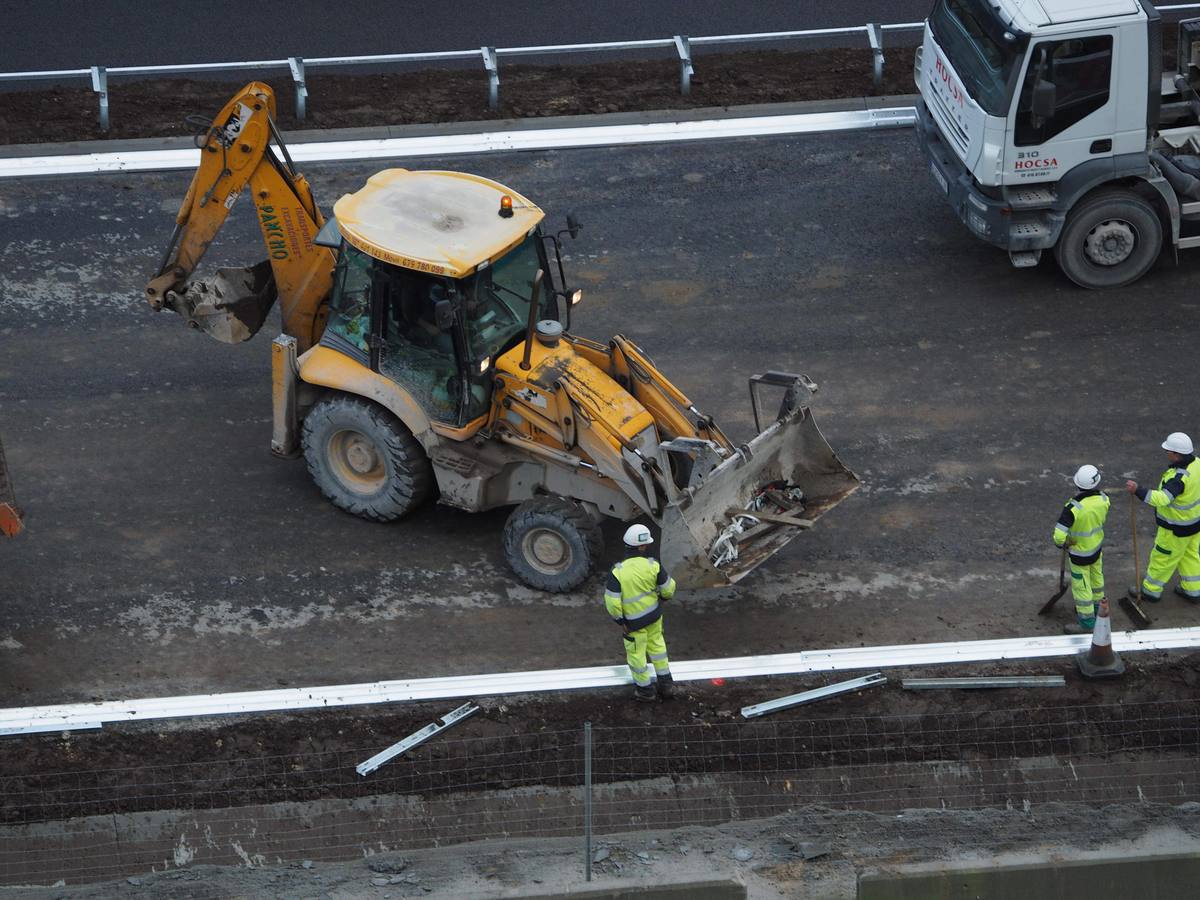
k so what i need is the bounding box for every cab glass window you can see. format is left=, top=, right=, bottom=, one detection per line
left=928, top=0, right=1026, bottom=116
left=375, top=265, right=462, bottom=424
left=461, top=234, right=556, bottom=364
left=1015, top=36, right=1113, bottom=147
left=323, top=243, right=372, bottom=359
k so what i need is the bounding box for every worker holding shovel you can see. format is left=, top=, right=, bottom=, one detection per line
left=1126, top=432, right=1200, bottom=603
left=1053, top=465, right=1111, bottom=634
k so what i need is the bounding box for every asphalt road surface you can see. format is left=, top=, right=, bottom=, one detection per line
left=2, top=2, right=932, bottom=71
left=2, top=124, right=1198, bottom=708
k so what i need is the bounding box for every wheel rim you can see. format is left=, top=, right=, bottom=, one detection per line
left=522, top=527, right=573, bottom=576
left=327, top=428, right=386, bottom=494
left=1083, top=219, right=1137, bottom=267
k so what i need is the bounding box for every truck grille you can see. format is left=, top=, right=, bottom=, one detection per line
left=928, top=84, right=969, bottom=157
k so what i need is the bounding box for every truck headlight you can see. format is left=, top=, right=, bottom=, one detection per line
left=968, top=211, right=988, bottom=235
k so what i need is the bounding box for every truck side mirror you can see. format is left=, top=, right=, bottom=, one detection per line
left=1032, top=79, right=1057, bottom=122
left=565, top=212, right=582, bottom=240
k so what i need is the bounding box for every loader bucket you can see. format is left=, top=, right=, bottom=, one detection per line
left=162, top=261, right=277, bottom=344
left=659, top=400, right=859, bottom=589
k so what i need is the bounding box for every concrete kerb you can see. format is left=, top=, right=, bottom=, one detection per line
left=518, top=881, right=745, bottom=900
left=858, top=851, right=1200, bottom=900
left=0, top=94, right=920, bottom=160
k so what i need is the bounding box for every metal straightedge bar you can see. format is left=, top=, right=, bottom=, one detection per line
left=5, top=626, right=1200, bottom=736
left=741, top=673, right=886, bottom=719
left=0, top=107, right=917, bottom=180
left=356, top=702, right=478, bottom=776
left=902, top=676, right=1066, bottom=690
left=0, top=721, right=102, bottom=736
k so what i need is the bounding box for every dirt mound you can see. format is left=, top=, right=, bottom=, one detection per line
left=0, top=47, right=918, bottom=146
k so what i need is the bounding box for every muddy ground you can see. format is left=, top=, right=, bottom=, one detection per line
left=0, top=47, right=917, bottom=145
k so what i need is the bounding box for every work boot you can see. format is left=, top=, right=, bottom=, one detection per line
left=1128, top=585, right=1161, bottom=603
left=633, top=685, right=657, bottom=703
left=1063, top=621, right=1094, bottom=635
left=1175, top=586, right=1200, bottom=604
left=657, top=673, right=675, bottom=699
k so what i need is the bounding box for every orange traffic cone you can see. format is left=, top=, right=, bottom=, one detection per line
left=1076, top=597, right=1125, bottom=680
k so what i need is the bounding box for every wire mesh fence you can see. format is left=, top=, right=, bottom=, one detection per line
left=2, top=699, right=1199, bottom=886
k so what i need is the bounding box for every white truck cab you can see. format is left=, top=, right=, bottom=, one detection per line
left=916, top=0, right=1200, bottom=287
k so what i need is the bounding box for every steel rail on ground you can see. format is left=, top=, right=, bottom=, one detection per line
left=2, top=625, right=1197, bottom=736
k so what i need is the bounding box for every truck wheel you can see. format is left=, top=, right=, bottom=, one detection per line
left=1054, top=189, right=1162, bottom=289
left=503, top=497, right=603, bottom=593
left=301, top=394, right=433, bottom=521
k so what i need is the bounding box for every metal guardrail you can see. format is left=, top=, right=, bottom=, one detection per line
left=5, top=4, right=1200, bottom=133
left=0, top=22, right=927, bottom=132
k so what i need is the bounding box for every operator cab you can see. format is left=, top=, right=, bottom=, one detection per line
left=316, top=169, right=574, bottom=426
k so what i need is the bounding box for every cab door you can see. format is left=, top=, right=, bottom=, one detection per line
left=1004, top=31, right=1117, bottom=185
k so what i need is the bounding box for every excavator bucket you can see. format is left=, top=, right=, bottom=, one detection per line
left=161, top=261, right=278, bottom=344
left=658, top=374, right=859, bottom=588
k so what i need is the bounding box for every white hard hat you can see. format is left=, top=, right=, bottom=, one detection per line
left=623, top=523, right=654, bottom=547
left=1073, top=464, right=1101, bottom=490
left=1162, top=432, right=1194, bottom=455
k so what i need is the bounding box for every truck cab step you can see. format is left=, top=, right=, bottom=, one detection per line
left=1009, top=220, right=1052, bottom=241
left=1008, top=250, right=1043, bottom=268
left=1006, top=186, right=1056, bottom=209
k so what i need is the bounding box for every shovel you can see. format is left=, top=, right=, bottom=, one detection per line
left=1038, top=544, right=1070, bottom=616
left=1120, top=493, right=1153, bottom=629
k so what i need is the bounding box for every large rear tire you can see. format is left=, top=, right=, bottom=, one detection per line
left=1054, top=189, right=1163, bottom=289
left=301, top=394, right=434, bottom=521
left=503, top=496, right=604, bottom=592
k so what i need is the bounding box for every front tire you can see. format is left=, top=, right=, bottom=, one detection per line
left=503, top=496, right=603, bottom=592
left=1054, top=189, right=1162, bottom=289
left=301, top=394, right=434, bottom=521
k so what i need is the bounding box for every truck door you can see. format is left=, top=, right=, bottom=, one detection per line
left=1005, top=32, right=1117, bottom=185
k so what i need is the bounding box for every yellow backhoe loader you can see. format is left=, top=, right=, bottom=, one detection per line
left=0, top=435, right=23, bottom=538
left=145, top=83, right=859, bottom=591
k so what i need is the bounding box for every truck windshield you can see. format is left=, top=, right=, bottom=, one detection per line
left=929, top=0, right=1026, bottom=116
left=461, top=233, right=557, bottom=363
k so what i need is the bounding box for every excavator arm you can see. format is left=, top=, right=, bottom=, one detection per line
left=145, top=82, right=335, bottom=353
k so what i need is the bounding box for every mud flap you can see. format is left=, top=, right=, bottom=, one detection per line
left=659, top=404, right=859, bottom=588
left=163, top=260, right=278, bottom=344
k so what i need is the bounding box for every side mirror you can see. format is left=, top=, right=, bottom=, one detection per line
left=565, top=212, right=582, bottom=240
left=1032, top=79, right=1057, bottom=121
left=434, top=297, right=456, bottom=330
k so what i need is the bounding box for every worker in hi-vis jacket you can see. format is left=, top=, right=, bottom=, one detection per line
left=604, top=524, right=677, bottom=703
